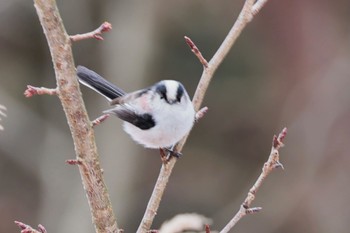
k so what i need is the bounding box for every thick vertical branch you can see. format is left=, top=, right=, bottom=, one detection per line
left=33, top=1, right=118, bottom=232
left=137, top=0, right=268, bottom=232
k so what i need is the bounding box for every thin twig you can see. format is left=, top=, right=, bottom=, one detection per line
left=195, top=106, right=209, bottom=122
left=92, top=114, right=111, bottom=127
left=14, top=221, right=47, bottom=233
left=33, top=1, right=118, bottom=232
left=219, top=127, right=287, bottom=233
left=70, top=22, right=112, bottom=41
left=136, top=0, right=270, bottom=232
left=24, top=85, right=58, bottom=97
left=184, top=36, right=209, bottom=68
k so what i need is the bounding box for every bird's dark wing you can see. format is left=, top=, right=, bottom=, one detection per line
left=104, top=106, right=155, bottom=130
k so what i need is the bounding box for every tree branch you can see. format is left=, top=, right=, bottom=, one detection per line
left=70, top=22, right=112, bottom=41
left=15, top=221, right=47, bottom=233
left=136, top=0, right=270, bottom=232
left=32, top=1, right=118, bottom=232
left=219, top=128, right=287, bottom=233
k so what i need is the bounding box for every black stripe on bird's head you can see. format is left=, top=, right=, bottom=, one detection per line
left=155, top=80, right=185, bottom=104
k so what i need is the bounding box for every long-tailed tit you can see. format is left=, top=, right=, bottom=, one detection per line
left=76, top=66, right=195, bottom=151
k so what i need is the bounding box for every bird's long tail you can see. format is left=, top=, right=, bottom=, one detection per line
left=76, top=65, right=126, bottom=101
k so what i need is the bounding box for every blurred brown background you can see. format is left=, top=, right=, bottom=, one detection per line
left=1, top=0, right=350, bottom=232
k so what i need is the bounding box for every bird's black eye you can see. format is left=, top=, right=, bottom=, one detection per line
left=176, top=84, right=184, bottom=102
left=155, top=83, right=168, bottom=102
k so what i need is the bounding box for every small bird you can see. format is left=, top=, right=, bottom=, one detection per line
left=76, top=66, right=195, bottom=153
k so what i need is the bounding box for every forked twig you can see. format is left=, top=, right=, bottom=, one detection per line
left=219, top=128, right=287, bottom=233
left=15, top=221, right=47, bottom=233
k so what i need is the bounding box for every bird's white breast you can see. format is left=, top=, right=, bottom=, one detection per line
left=123, top=98, right=195, bottom=148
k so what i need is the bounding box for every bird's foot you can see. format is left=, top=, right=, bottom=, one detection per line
left=159, top=147, right=182, bottom=163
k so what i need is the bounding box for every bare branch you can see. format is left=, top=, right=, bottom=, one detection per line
left=33, top=1, right=118, bottom=232
left=184, top=36, right=208, bottom=68
left=137, top=1, right=270, bottom=232
left=219, top=127, right=287, bottom=233
left=24, top=85, right=57, bottom=97
left=70, top=22, right=112, bottom=42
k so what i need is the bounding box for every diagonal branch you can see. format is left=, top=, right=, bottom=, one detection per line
left=32, top=1, right=118, bottom=232
left=219, top=128, right=287, bottom=233
left=136, top=0, right=270, bottom=232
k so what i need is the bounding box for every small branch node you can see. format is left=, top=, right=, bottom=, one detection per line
left=70, top=21, right=112, bottom=42
left=65, top=159, right=82, bottom=165
left=262, top=162, right=269, bottom=172
left=246, top=191, right=255, bottom=203
left=273, top=127, right=287, bottom=148
left=195, top=106, right=209, bottom=122
left=37, top=225, right=47, bottom=233
left=15, top=221, right=46, bottom=233
left=245, top=207, right=262, bottom=214
left=184, top=36, right=209, bottom=68
left=252, top=0, right=269, bottom=16
left=205, top=224, right=211, bottom=233
left=273, top=161, right=284, bottom=170
left=278, top=127, right=288, bottom=143
left=24, top=85, right=57, bottom=98
left=92, top=114, right=111, bottom=127
left=15, top=221, right=27, bottom=230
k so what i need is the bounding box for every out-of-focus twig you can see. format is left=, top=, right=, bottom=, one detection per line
left=70, top=22, right=112, bottom=41
left=159, top=213, right=212, bottom=233
left=92, top=114, right=111, bottom=127
left=32, top=1, right=118, bottom=232
left=14, top=221, right=47, bottom=233
left=219, top=128, right=287, bottom=233
left=0, top=105, right=6, bottom=131
left=195, top=106, right=209, bottom=122
left=136, top=1, right=271, bottom=232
